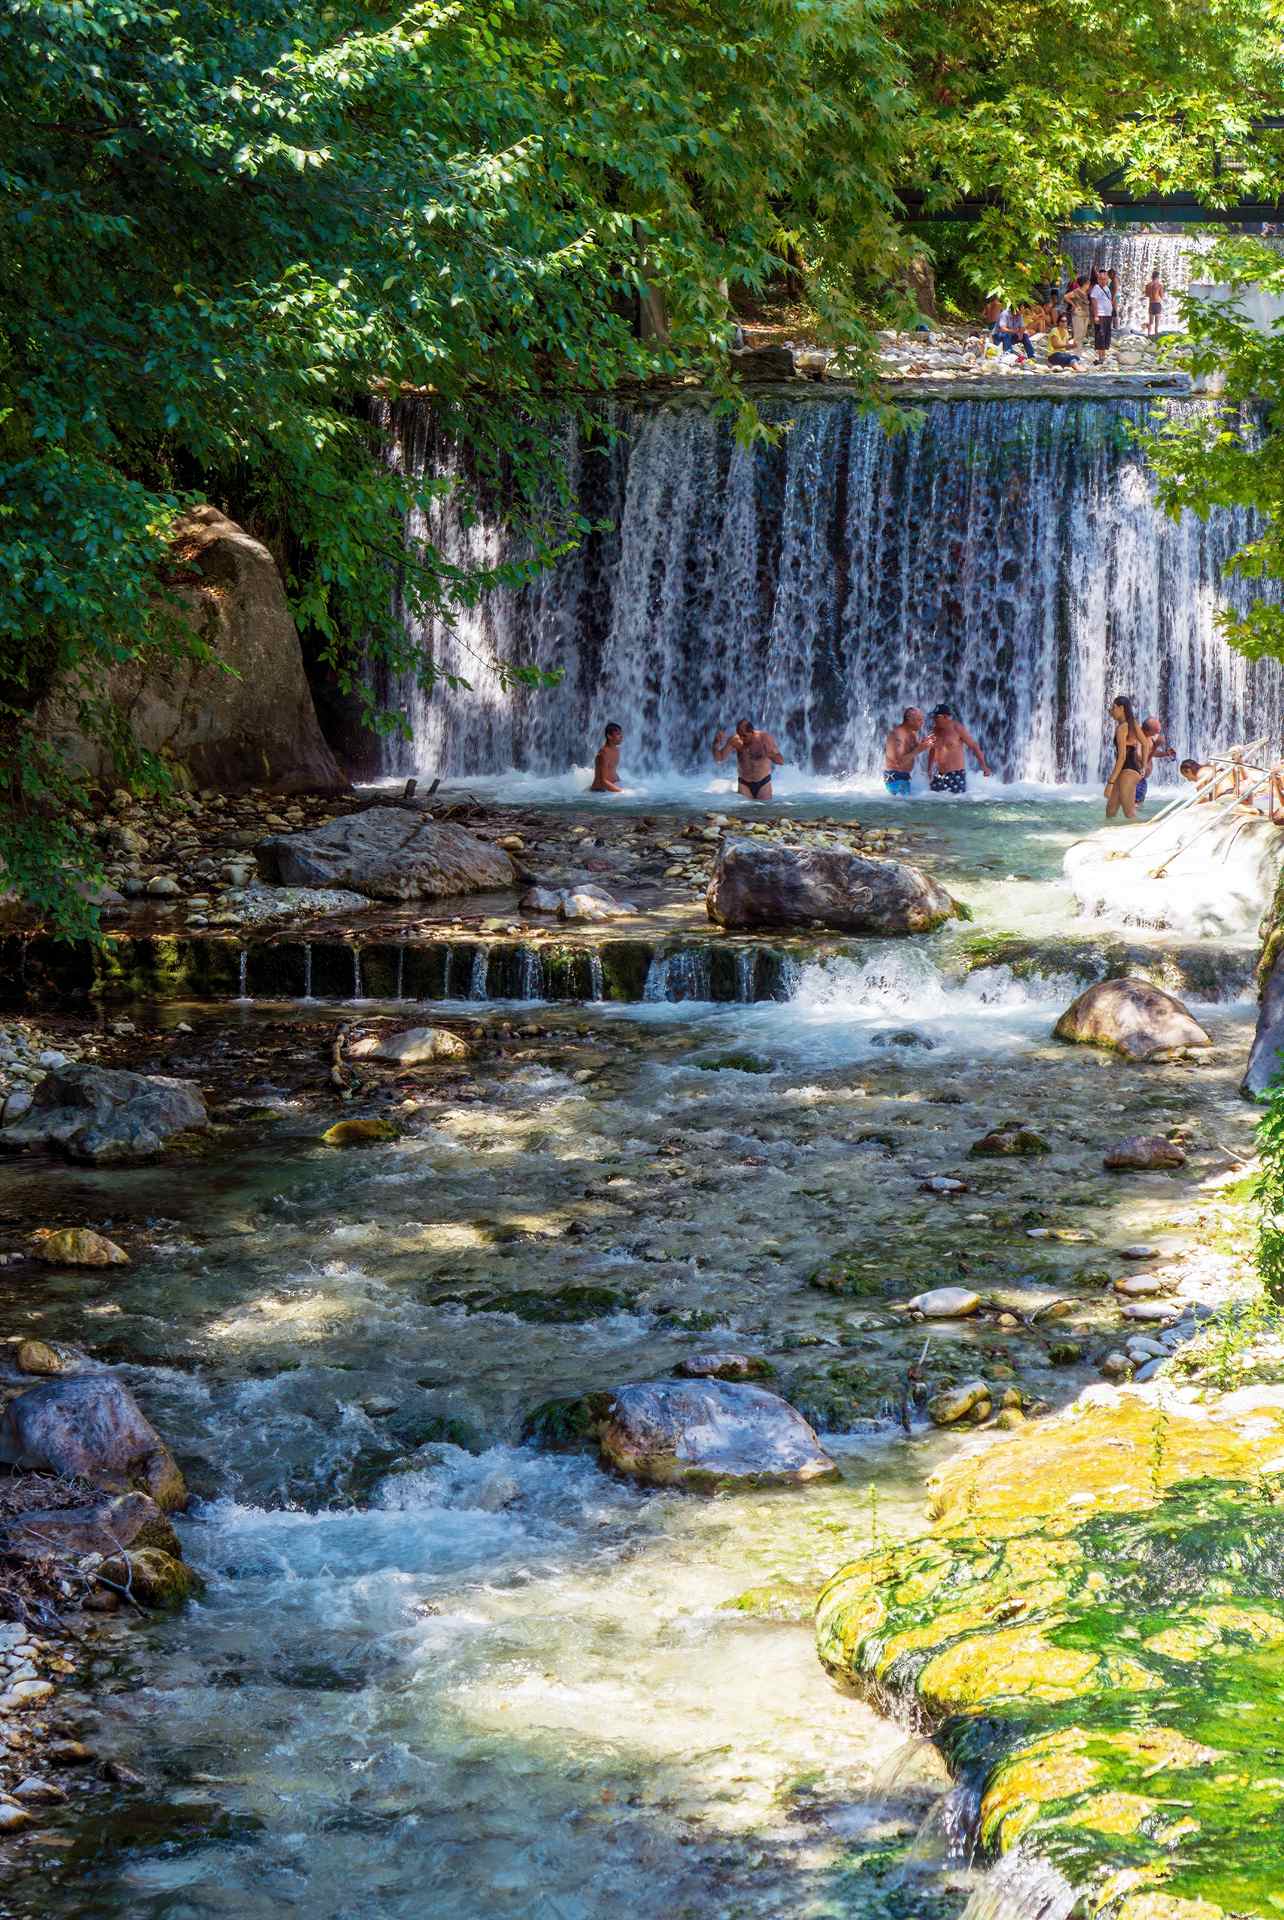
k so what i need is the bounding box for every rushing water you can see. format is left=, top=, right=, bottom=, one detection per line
left=376, top=393, right=1283, bottom=788
left=3, top=801, right=1264, bottom=1918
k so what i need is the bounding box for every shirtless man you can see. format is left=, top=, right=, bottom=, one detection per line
left=713, top=718, right=784, bottom=802
left=925, top=705, right=991, bottom=794
left=590, top=722, right=624, bottom=793
left=883, top=707, right=931, bottom=796
left=1144, top=270, right=1164, bottom=337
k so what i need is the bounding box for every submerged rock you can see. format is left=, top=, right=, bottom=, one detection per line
left=706, top=838, right=957, bottom=935
left=321, top=1117, right=398, bottom=1147
left=675, top=1352, right=773, bottom=1382
left=969, top=1125, right=1050, bottom=1157
left=904, top=1287, right=980, bottom=1319
left=1104, top=1134, right=1188, bottom=1171
left=0, top=1376, right=186, bottom=1510
left=347, top=1026, right=472, bottom=1066
left=95, top=1547, right=203, bottom=1610
left=1244, top=943, right=1284, bottom=1098
left=0, top=1063, right=207, bottom=1163
left=1052, top=977, right=1211, bottom=1063
left=33, top=1227, right=128, bottom=1267
left=257, top=808, right=514, bottom=900
left=598, top=1379, right=838, bottom=1491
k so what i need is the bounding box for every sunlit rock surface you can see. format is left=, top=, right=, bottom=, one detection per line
left=1065, top=806, right=1284, bottom=939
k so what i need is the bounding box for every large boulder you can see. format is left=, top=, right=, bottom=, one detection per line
left=40, top=506, right=347, bottom=795
left=0, top=1376, right=186, bottom=1510
left=0, top=1063, right=207, bottom=1163
left=706, top=838, right=956, bottom=935
left=257, top=808, right=514, bottom=901
left=597, top=1379, right=838, bottom=1491
left=1052, top=978, right=1211, bottom=1063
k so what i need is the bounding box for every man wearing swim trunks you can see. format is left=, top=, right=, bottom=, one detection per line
left=883, top=707, right=931, bottom=795
left=926, top=705, right=991, bottom=794
left=713, top=718, right=784, bottom=801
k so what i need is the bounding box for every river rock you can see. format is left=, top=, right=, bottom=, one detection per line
left=674, top=1352, right=772, bottom=1381
left=597, top=1380, right=838, bottom=1490
left=0, top=1492, right=180, bottom=1561
left=33, top=1227, right=128, bottom=1267
left=0, top=1804, right=33, bottom=1832
left=558, top=885, right=637, bottom=922
left=258, top=808, right=514, bottom=900
left=0, top=1377, right=186, bottom=1510
left=347, top=1027, right=472, bottom=1066
left=969, top=1126, right=1050, bottom=1158
left=1114, top=1270, right=1178, bottom=1297
left=1052, top=977, right=1211, bottom=1062
left=905, top=1287, right=980, bottom=1319
left=0, top=1064, right=207, bottom=1164
left=928, top=1379, right=990, bottom=1426
left=321, top=1117, right=398, bottom=1147
left=706, top=838, right=957, bottom=935
left=1103, top=1134, right=1187, bottom=1171
left=519, top=886, right=564, bottom=914
left=16, top=1339, right=92, bottom=1375
left=12, top=1777, right=66, bottom=1805
left=95, top=1547, right=203, bottom=1609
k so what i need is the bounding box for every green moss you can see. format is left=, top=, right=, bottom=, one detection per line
left=458, top=1284, right=636, bottom=1323
left=521, top=1392, right=613, bottom=1451
left=696, top=1050, right=774, bottom=1074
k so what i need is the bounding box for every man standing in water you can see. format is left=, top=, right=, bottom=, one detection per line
left=925, top=705, right=991, bottom=794
left=589, top=722, right=624, bottom=793
left=883, top=707, right=931, bottom=794
left=1135, top=715, right=1176, bottom=805
left=713, top=718, right=784, bottom=801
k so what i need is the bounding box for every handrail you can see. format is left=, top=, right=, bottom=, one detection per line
left=1147, top=767, right=1276, bottom=877
left=1106, top=736, right=1272, bottom=862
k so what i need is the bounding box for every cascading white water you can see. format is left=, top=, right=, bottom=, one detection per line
left=643, top=949, right=713, bottom=1002
left=467, top=947, right=489, bottom=1001
left=378, top=392, right=1282, bottom=786
left=1062, top=229, right=1220, bottom=331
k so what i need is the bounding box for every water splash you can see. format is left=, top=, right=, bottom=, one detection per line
left=375, top=392, right=1283, bottom=786
left=961, top=1848, right=1077, bottom=1920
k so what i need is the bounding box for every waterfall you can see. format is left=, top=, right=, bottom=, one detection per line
left=468, top=947, right=490, bottom=1001
left=301, top=944, right=313, bottom=1000
left=236, top=948, right=248, bottom=1000
left=734, top=949, right=757, bottom=1003
left=351, top=947, right=364, bottom=1000
left=378, top=391, right=1283, bottom=786
left=587, top=953, right=604, bottom=1002
left=394, top=946, right=405, bottom=1000
left=517, top=945, right=545, bottom=999
left=643, top=948, right=712, bottom=1002
left=1062, top=229, right=1220, bottom=332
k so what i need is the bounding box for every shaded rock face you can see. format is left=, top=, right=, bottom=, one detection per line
left=1244, top=948, right=1284, bottom=1099
left=1052, top=977, right=1211, bottom=1063
left=42, top=506, right=347, bottom=795
left=706, top=838, right=956, bottom=935
left=0, top=1063, right=207, bottom=1163
left=598, top=1379, right=838, bottom=1491
left=0, top=1377, right=187, bottom=1511
left=258, top=808, right=514, bottom=900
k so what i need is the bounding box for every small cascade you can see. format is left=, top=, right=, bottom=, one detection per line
left=514, top=945, right=544, bottom=1000
left=961, top=1848, right=1077, bottom=1920
left=734, top=949, right=757, bottom=1003
left=236, top=948, right=248, bottom=1000
left=772, top=953, right=802, bottom=1001
left=301, top=944, right=313, bottom=1000
left=351, top=946, right=365, bottom=1000
left=643, top=948, right=712, bottom=1003
left=394, top=946, right=406, bottom=1000
left=468, top=947, right=490, bottom=1000
left=587, top=953, right=604, bottom=1002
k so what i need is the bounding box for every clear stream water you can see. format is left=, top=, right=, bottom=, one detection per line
left=0, top=793, right=1262, bottom=1918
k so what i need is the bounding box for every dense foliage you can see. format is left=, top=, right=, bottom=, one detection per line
left=0, top=0, right=909, bottom=931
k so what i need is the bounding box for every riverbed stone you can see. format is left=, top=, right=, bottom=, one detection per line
left=346, top=1026, right=472, bottom=1066
left=0, top=1064, right=207, bottom=1164
left=1052, top=977, right=1212, bottom=1063
left=598, top=1379, right=838, bottom=1491
left=0, top=1492, right=180, bottom=1561
left=94, top=1547, right=203, bottom=1609
left=706, top=838, right=957, bottom=935
left=927, top=1379, right=989, bottom=1426
left=321, top=1117, right=398, bottom=1147
left=0, top=1377, right=186, bottom=1510
left=969, top=1125, right=1050, bottom=1157
left=1104, top=1134, right=1188, bottom=1171
left=33, top=1227, right=128, bottom=1268
left=257, top=808, right=514, bottom=900
left=674, top=1352, right=772, bottom=1381
left=15, top=1338, right=91, bottom=1375
left=904, top=1286, right=980, bottom=1319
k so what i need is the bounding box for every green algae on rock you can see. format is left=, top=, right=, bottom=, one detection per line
left=815, top=1387, right=1284, bottom=1919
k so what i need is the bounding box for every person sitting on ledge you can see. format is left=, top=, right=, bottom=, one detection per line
left=993, top=302, right=1037, bottom=358
left=590, top=722, right=624, bottom=793
left=713, top=718, right=784, bottom=802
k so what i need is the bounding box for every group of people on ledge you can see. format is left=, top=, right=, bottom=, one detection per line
left=1109, top=695, right=1284, bottom=824
left=984, top=265, right=1164, bottom=369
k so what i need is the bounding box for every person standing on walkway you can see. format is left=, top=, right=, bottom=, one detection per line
left=1105, top=695, right=1146, bottom=819
left=1090, top=271, right=1114, bottom=365
left=1144, top=269, right=1164, bottom=336
left=1066, top=277, right=1090, bottom=350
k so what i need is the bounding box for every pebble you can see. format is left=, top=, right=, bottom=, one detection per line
left=1119, top=1244, right=1159, bottom=1260
left=1133, top=1357, right=1168, bottom=1382
left=1114, top=1271, right=1176, bottom=1298
left=0, top=1803, right=33, bottom=1833
left=920, top=1176, right=967, bottom=1195
left=1122, top=1302, right=1180, bottom=1323
left=906, top=1286, right=980, bottom=1319
left=0, top=1680, right=54, bottom=1711
left=1101, top=1351, right=1134, bottom=1380
left=928, top=1378, right=990, bottom=1426
left=12, top=1777, right=66, bottom=1805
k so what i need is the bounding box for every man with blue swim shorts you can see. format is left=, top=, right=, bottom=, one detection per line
left=883, top=708, right=931, bottom=794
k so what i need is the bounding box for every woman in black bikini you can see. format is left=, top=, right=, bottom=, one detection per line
left=1105, top=694, right=1146, bottom=821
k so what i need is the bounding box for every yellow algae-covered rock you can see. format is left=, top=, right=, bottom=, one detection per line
left=1060, top=1790, right=1157, bottom=1837
left=321, top=1117, right=398, bottom=1147
left=1114, top=1898, right=1227, bottom=1920
left=927, top=1388, right=1284, bottom=1532
left=33, top=1227, right=129, bottom=1266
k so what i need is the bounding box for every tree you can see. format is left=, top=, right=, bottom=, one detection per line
left=1147, top=235, right=1284, bottom=663
left=0, top=0, right=911, bottom=933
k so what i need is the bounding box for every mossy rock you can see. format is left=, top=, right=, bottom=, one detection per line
left=815, top=1388, right=1284, bottom=1917
left=695, top=1050, right=774, bottom=1074
left=465, top=1285, right=636, bottom=1323
left=809, top=1257, right=888, bottom=1298
left=721, top=1580, right=818, bottom=1624
left=97, top=1547, right=204, bottom=1610
left=321, top=1117, right=398, bottom=1147
left=521, top=1392, right=613, bottom=1452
